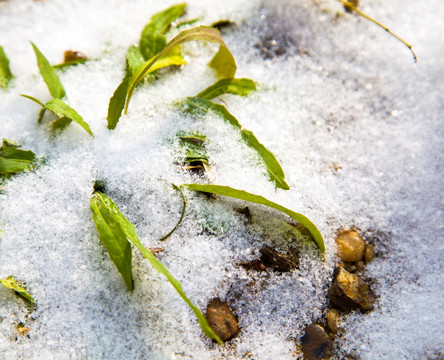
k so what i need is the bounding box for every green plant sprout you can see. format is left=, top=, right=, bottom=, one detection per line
left=177, top=78, right=290, bottom=190
left=107, top=24, right=236, bottom=129
left=89, top=183, right=324, bottom=344
left=182, top=184, right=324, bottom=252
left=21, top=42, right=93, bottom=136
left=177, top=132, right=210, bottom=172
left=125, top=26, right=236, bottom=114
left=0, top=139, right=37, bottom=180
left=0, top=46, right=14, bottom=89
left=107, top=4, right=188, bottom=129
left=125, top=4, right=188, bottom=79
left=90, top=190, right=223, bottom=344
left=0, top=276, right=36, bottom=308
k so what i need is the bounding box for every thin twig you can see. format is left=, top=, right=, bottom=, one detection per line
left=337, top=0, right=417, bottom=62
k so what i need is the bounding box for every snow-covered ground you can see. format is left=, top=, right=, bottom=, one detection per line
left=0, top=0, right=443, bottom=359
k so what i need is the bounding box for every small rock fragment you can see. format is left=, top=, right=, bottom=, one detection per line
left=240, top=259, right=266, bottom=272
left=16, top=322, right=30, bottom=337
left=364, top=244, right=376, bottom=264
left=326, top=309, right=340, bottom=334
left=328, top=267, right=375, bottom=312
left=300, top=324, right=333, bottom=360
left=260, top=245, right=299, bottom=272
left=343, top=0, right=359, bottom=13
left=335, top=229, right=365, bottom=262
left=63, top=50, right=87, bottom=62
left=211, top=19, right=235, bottom=32
left=205, top=298, right=238, bottom=342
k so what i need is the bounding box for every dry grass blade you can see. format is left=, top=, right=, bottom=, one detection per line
left=337, top=0, right=417, bottom=62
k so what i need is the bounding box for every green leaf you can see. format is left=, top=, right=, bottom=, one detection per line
left=125, top=26, right=237, bottom=115
left=182, top=184, right=324, bottom=252
left=22, top=95, right=93, bottom=136
left=208, top=45, right=237, bottom=79
left=0, top=276, right=36, bottom=307
left=179, top=132, right=207, bottom=146
left=178, top=132, right=209, bottom=165
left=150, top=3, right=187, bottom=33
left=90, top=193, right=134, bottom=291
left=139, top=3, right=187, bottom=60
left=175, top=17, right=203, bottom=29
left=140, top=54, right=187, bottom=75
left=126, top=45, right=145, bottom=77
left=0, top=139, right=37, bottom=179
left=37, top=107, right=46, bottom=124
left=196, top=78, right=257, bottom=100
left=107, top=78, right=129, bottom=130
left=0, top=46, right=13, bottom=89
left=179, top=97, right=289, bottom=189
left=30, top=42, right=65, bottom=99
left=108, top=54, right=185, bottom=129
left=240, top=129, right=289, bottom=190
left=44, top=98, right=93, bottom=136
left=179, top=97, right=241, bottom=128
left=90, top=191, right=223, bottom=344
left=140, top=24, right=168, bottom=61
left=21, top=94, right=45, bottom=107
left=159, top=184, right=187, bottom=241
left=185, top=156, right=209, bottom=164
left=51, top=116, right=72, bottom=132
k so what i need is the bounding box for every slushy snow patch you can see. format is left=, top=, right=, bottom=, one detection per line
left=1, top=0, right=443, bottom=359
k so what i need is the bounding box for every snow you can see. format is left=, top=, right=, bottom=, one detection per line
left=1, top=0, right=443, bottom=359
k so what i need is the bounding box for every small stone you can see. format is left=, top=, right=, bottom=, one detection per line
left=326, top=309, right=340, bottom=334
left=328, top=267, right=376, bottom=312
left=205, top=298, right=239, bottom=342
left=259, top=245, right=299, bottom=272
left=63, top=50, right=87, bottom=62
left=300, top=324, right=333, bottom=360
left=343, top=0, right=359, bottom=13
left=364, top=244, right=376, bottom=263
left=16, top=322, right=30, bottom=337
left=335, top=229, right=365, bottom=262
left=240, top=259, right=266, bottom=272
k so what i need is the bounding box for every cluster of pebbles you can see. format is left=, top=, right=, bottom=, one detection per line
left=301, top=229, right=377, bottom=360
left=202, top=229, right=377, bottom=359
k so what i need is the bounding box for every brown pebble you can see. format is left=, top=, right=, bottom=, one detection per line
left=364, top=244, right=376, bottom=263
left=205, top=298, right=239, bottom=342
left=343, top=0, right=359, bottom=13
left=16, top=323, right=30, bottom=337
left=326, top=309, right=340, bottom=334
left=300, top=324, right=333, bottom=360
left=63, top=50, right=87, bottom=62
left=328, top=267, right=376, bottom=312
left=335, top=229, right=365, bottom=263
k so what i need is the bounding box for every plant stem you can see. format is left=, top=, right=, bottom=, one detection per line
left=337, top=0, right=417, bottom=62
